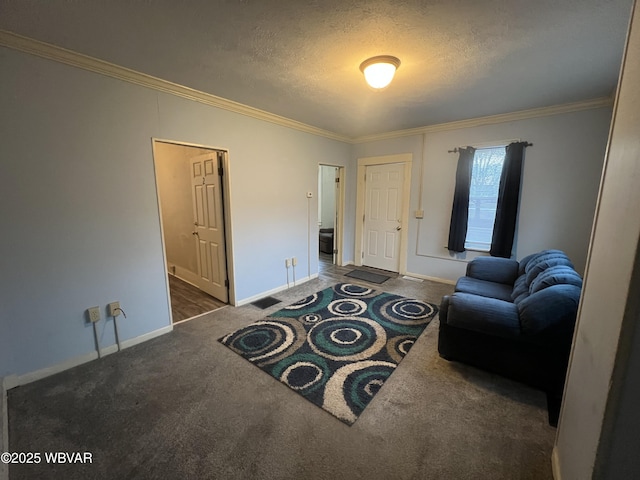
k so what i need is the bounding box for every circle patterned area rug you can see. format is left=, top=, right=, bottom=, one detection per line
left=219, top=283, right=438, bottom=425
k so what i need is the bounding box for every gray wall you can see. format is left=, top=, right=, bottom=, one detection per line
left=0, top=41, right=614, bottom=388
left=0, top=46, right=353, bottom=378
left=352, top=107, right=612, bottom=281
left=554, top=1, right=640, bottom=477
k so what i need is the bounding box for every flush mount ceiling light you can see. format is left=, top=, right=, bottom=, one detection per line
left=359, top=55, right=401, bottom=89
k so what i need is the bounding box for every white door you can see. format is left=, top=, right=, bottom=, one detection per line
left=190, top=152, right=228, bottom=303
left=363, top=163, right=405, bottom=272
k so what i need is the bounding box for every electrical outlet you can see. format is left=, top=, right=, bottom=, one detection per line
left=108, top=302, right=121, bottom=317
left=87, top=306, right=101, bottom=323
left=285, top=258, right=291, bottom=268
left=292, top=257, right=298, bottom=266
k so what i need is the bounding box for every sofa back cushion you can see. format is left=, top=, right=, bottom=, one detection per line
left=517, top=253, right=538, bottom=276
left=525, top=252, right=574, bottom=285
left=530, top=266, right=583, bottom=294
left=511, top=274, right=529, bottom=303
left=518, top=249, right=566, bottom=276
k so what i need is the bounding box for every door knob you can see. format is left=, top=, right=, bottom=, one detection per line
left=396, top=226, right=402, bottom=231
left=192, top=231, right=199, bottom=236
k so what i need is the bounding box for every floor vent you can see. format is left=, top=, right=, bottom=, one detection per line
left=251, top=296, right=281, bottom=309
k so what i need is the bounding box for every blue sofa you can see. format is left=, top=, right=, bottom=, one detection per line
left=438, top=250, right=583, bottom=425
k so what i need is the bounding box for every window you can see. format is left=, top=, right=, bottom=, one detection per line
left=464, top=147, right=506, bottom=251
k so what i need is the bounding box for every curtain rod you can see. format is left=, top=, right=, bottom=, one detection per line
left=448, top=142, right=533, bottom=153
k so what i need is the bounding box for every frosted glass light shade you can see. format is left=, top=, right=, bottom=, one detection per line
left=360, top=56, right=401, bottom=89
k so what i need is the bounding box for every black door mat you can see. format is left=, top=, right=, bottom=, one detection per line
left=344, top=269, right=391, bottom=284
left=251, top=296, right=281, bottom=309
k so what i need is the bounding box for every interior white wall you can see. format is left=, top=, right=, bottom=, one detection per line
left=0, top=46, right=352, bottom=379
left=352, top=107, right=612, bottom=282
left=554, top=2, right=640, bottom=477
left=155, top=143, right=211, bottom=276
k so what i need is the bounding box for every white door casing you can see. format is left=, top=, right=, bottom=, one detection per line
left=362, top=163, right=405, bottom=272
left=355, top=153, right=412, bottom=274
left=190, top=152, right=228, bottom=302
left=333, top=167, right=340, bottom=264
left=318, top=164, right=345, bottom=267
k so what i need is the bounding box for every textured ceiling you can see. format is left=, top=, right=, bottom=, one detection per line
left=0, top=0, right=633, bottom=138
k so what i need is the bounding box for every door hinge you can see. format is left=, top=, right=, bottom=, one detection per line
left=361, top=251, right=365, bottom=259
left=335, top=177, right=340, bottom=183
left=218, top=166, right=224, bottom=176
left=224, top=279, right=229, bottom=287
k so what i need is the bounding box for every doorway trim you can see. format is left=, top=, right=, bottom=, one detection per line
left=318, top=164, right=346, bottom=267
left=355, top=153, right=412, bottom=274
left=151, top=138, right=236, bottom=320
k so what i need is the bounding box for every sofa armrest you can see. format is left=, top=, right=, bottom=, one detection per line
left=518, top=284, right=581, bottom=336
left=466, top=257, right=519, bottom=285
left=444, top=292, right=521, bottom=338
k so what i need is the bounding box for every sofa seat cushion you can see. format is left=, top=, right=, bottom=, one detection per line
left=455, top=276, right=514, bottom=302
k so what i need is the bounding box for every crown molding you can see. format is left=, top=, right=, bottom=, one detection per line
left=351, top=96, right=614, bottom=143
left=0, top=30, right=351, bottom=143
left=1, top=30, right=613, bottom=145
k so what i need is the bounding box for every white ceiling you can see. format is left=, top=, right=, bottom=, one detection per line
left=0, top=0, right=633, bottom=138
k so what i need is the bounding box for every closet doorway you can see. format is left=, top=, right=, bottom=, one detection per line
left=153, top=140, right=233, bottom=323
left=318, top=165, right=345, bottom=272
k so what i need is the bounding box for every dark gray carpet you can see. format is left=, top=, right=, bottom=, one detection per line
left=7, top=277, right=555, bottom=480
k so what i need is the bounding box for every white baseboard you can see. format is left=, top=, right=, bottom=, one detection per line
left=236, top=273, right=319, bottom=306
left=168, top=265, right=203, bottom=289
left=404, top=271, right=456, bottom=285
left=120, top=325, right=173, bottom=349
left=551, top=446, right=561, bottom=480
left=3, top=325, right=173, bottom=390
left=1, top=377, right=8, bottom=480
left=172, top=306, right=228, bottom=325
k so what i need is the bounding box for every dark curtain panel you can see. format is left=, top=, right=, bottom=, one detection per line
left=447, top=147, right=475, bottom=252
left=490, top=141, right=528, bottom=258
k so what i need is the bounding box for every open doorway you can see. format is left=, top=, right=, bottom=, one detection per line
left=153, top=140, right=232, bottom=323
left=318, top=165, right=344, bottom=273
